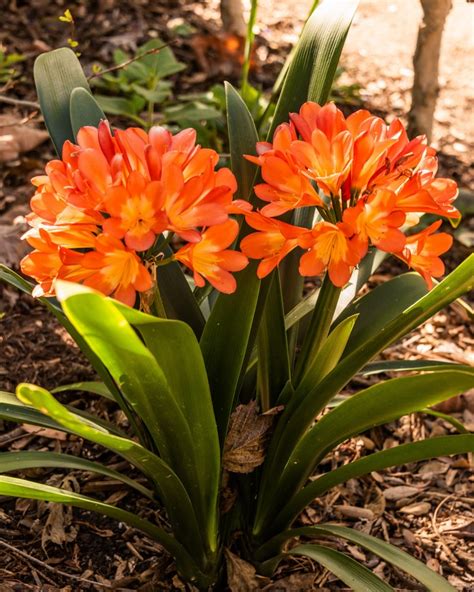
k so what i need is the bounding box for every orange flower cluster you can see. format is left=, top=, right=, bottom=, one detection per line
left=241, top=102, right=459, bottom=288
left=21, top=122, right=248, bottom=304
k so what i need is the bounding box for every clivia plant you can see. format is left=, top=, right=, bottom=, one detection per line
left=1, top=1, right=473, bottom=589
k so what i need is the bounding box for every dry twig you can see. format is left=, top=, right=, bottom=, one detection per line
left=0, top=538, right=113, bottom=589
left=87, top=43, right=172, bottom=81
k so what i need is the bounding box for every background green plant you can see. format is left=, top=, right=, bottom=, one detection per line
left=0, top=47, right=26, bottom=84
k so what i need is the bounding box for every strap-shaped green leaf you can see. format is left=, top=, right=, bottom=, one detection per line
left=0, top=390, right=123, bottom=436
left=256, top=368, right=474, bottom=534
left=155, top=246, right=205, bottom=338
left=34, top=48, right=90, bottom=154
left=0, top=451, right=153, bottom=499
left=16, top=383, right=203, bottom=557
left=275, top=545, right=394, bottom=591
left=56, top=282, right=214, bottom=551
left=70, top=87, right=106, bottom=138
left=111, top=301, right=220, bottom=549
left=360, top=359, right=459, bottom=376
left=258, top=255, right=474, bottom=521
left=337, top=273, right=428, bottom=358
left=270, top=0, right=358, bottom=135
left=0, top=475, right=204, bottom=585
left=200, top=84, right=260, bottom=444
left=257, top=271, right=290, bottom=411
left=296, top=314, right=358, bottom=396
left=262, top=526, right=456, bottom=592
left=224, top=83, right=259, bottom=206
left=52, top=381, right=114, bottom=400
left=267, top=435, right=474, bottom=535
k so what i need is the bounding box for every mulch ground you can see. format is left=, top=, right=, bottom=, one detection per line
left=0, top=0, right=472, bottom=590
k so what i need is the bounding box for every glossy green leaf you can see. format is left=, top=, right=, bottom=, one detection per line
left=16, top=383, right=203, bottom=557
left=296, top=314, right=358, bottom=396
left=0, top=475, right=203, bottom=585
left=0, top=390, right=73, bottom=433
left=360, top=359, right=459, bottom=376
left=224, top=83, right=259, bottom=206
left=262, top=526, right=456, bottom=592
left=34, top=48, right=90, bottom=154
left=56, top=282, right=216, bottom=551
left=69, top=87, right=106, bottom=138
left=52, top=381, right=114, bottom=400
left=200, top=84, right=260, bottom=443
left=259, top=368, right=474, bottom=533
left=111, top=301, right=220, bottom=547
left=421, top=409, right=469, bottom=434
left=155, top=245, right=205, bottom=338
left=257, top=272, right=290, bottom=411
left=294, top=276, right=342, bottom=384
left=270, top=0, right=358, bottom=135
left=258, top=256, right=474, bottom=516
left=337, top=273, right=428, bottom=357
left=0, top=451, right=153, bottom=499
left=0, top=390, right=123, bottom=436
left=268, top=435, right=474, bottom=535
left=280, top=545, right=393, bottom=591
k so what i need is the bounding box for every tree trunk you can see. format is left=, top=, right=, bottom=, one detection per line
left=220, top=0, right=247, bottom=37
left=407, top=0, right=452, bottom=142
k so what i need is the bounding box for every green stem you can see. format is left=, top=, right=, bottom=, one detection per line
left=241, top=0, right=258, bottom=101
left=294, top=274, right=341, bottom=385
left=152, top=279, right=167, bottom=318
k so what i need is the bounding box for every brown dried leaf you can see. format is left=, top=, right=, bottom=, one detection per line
left=225, top=549, right=268, bottom=592
left=223, top=401, right=282, bottom=474
left=41, top=474, right=79, bottom=548
left=334, top=504, right=374, bottom=521
left=0, top=223, right=29, bottom=267
left=383, top=485, right=421, bottom=501
left=400, top=501, right=432, bottom=516
left=0, top=116, right=48, bottom=163
left=22, top=423, right=67, bottom=441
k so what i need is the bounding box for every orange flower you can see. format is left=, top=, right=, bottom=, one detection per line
left=246, top=124, right=321, bottom=217
left=20, top=230, right=65, bottom=297
left=79, top=235, right=153, bottom=306
left=240, top=212, right=307, bottom=278
left=394, top=172, right=460, bottom=220
left=20, top=229, right=91, bottom=297
left=397, top=221, right=452, bottom=289
left=175, top=219, right=248, bottom=293
left=162, top=151, right=237, bottom=242
left=103, top=171, right=167, bottom=251
left=345, top=111, right=402, bottom=193
left=343, top=189, right=406, bottom=253
left=290, top=103, right=353, bottom=196
left=290, top=102, right=347, bottom=144
left=298, top=221, right=366, bottom=287
left=255, top=155, right=322, bottom=217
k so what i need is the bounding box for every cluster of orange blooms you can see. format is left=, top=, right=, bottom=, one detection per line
left=240, top=102, right=459, bottom=288
left=21, top=103, right=459, bottom=304
left=21, top=122, right=248, bottom=304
